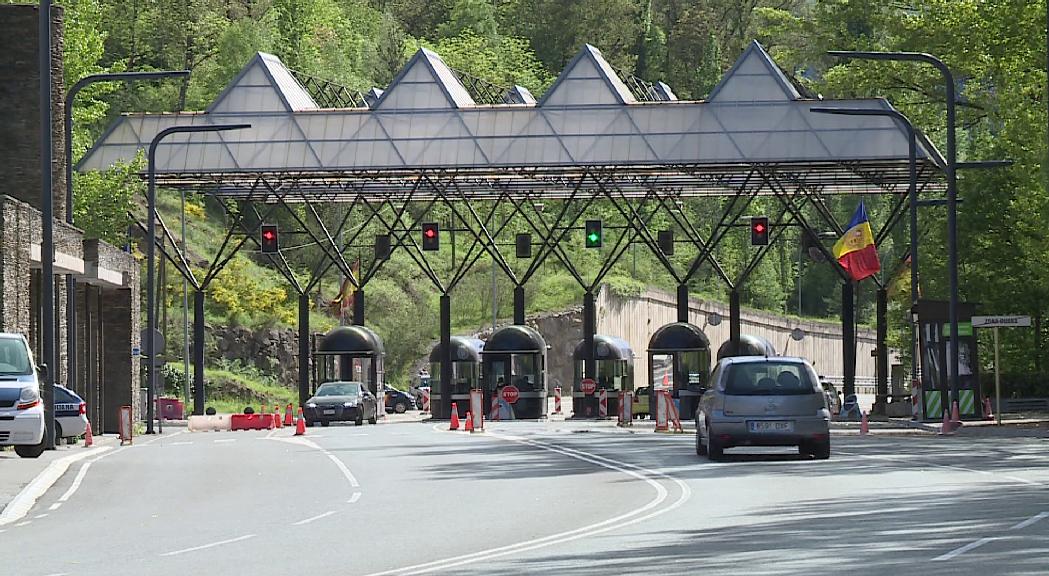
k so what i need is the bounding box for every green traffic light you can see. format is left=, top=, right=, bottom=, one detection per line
left=588, top=233, right=599, bottom=243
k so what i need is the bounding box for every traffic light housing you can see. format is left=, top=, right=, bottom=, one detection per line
left=260, top=224, right=279, bottom=254
left=657, top=230, right=674, bottom=255
left=750, top=216, right=769, bottom=246
left=515, top=233, right=532, bottom=259
left=375, top=234, right=391, bottom=260
left=421, top=222, right=439, bottom=251
left=585, top=220, right=602, bottom=248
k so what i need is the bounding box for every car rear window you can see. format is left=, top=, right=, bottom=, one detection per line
left=724, top=362, right=818, bottom=396
left=0, top=338, right=31, bottom=375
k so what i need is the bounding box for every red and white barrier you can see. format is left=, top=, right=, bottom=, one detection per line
left=421, top=388, right=431, bottom=413
left=230, top=413, right=276, bottom=431
left=553, top=386, right=562, bottom=414
left=911, top=379, right=921, bottom=420
left=469, top=389, right=484, bottom=432
left=618, top=391, right=633, bottom=427
left=598, top=388, right=608, bottom=418
left=490, top=394, right=500, bottom=421
left=654, top=391, right=682, bottom=433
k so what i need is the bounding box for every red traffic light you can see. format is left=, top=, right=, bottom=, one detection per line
left=753, top=222, right=765, bottom=234
left=424, top=228, right=437, bottom=239
left=421, top=223, right=439, bottom=251
left=262, top=230, right=276, bottom=241
left=750, top=217, right=769, bottom=246
left=260, top=224, right=279, bottom=253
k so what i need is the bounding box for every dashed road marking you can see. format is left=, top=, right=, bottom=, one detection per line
left=34, top=513, right=48, bottom=519
left=160, top=534, right=256, bottom=557
left=292, top=510, right=337, bottom=526
left=214, top=439, right=236, bottom=444
left=48, top=503, right=61, bottom=511
left=170, top=441, right=193, bottom=446
left=933, top=510, right=1048, bottom=560
left=14, top=521, right=30, bottom=527
left=348, top=492, right=362, bottom=504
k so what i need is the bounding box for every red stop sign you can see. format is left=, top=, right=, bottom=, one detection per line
left=581, top=378, right=596, bottom=395
left=501, top=385, right=520, bottom=404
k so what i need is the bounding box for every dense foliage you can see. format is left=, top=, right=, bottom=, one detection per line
left=39, top=0, right=1048, bottom=386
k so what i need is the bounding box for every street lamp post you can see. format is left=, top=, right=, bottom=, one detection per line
left=39, top=0, right=56, bottom=450
left=827, top=50, right=963, bottom=416
left=64, top=70, right=189, bottom=428
left=146, top=124, right=249, bottom=433
left=812, top=106, right=919, bottom=414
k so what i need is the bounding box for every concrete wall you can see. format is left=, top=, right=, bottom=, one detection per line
left=596, top=286, right=879, bottom=388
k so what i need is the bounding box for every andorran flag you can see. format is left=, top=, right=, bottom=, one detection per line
left=832, top=201, right=881, bottom=281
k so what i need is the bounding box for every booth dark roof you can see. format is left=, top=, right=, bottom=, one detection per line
left=647, top=322, right=710, bottom=352
left=573, top=335, right=634, bottom=361
left=716, top=334, right=776, bottom=360
left=317, top=325, right=385, bottom=355
left=482, top=325, right=547, bottom=354
left=429, top=336, right=484, bottom=363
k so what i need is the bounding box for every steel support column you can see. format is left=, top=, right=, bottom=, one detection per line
left=298, top=293, right=310, bottom=407
left=513, top=285, right=525, bottom=324
left=875, top=288, right=889, bottom=415
left=193, top=290, right=206, bottom=415
left=583, top=290, right=596, bottom=380
left=439, top=294, right=452, bottom=420
left=842, top=282, right=856, bottom=398
left=729, top=291, right=741, bottom=353
left=676, top=284, right=689, bottom=323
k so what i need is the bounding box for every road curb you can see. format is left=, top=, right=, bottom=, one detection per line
left=0, top=445, right=112, bottom=526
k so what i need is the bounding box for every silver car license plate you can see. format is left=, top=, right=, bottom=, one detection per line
left=748, top=420, right=794, bottom=433
left=323, top=409, right=336, bottom=415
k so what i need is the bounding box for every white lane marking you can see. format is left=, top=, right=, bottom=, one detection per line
left=365, top=430, right=691, bottom=576
left=0, top=445, right=112, bottom=526
left=58, top=461, right=93, bottom=502
left=14, top=521, right=30, bottom=527
left=292, top=510, right=337, bottom=526
left=48, top=503, right=61, bottom=511
left=160, top=534, right=256, bottom=557
left=270, top=436, right=361, bottom=489
left=837, top=450, right=1042, bottom=486
left=214, top=439, right=236, bottom=443
left=34, top=513, right=48, bottom=519
left=1011, top=511, right=1049, bottom=530
left=170, top=441, right=193, bottom=446
left=348, top=492, right=361, bottom=504
left=933, top=510, right=1048, bottom=560
left=41, top=572, right=69, bottom=576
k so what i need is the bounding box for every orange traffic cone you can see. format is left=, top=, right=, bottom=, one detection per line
left=939, top=408, right=954, bottom=435
left=464, top=411, right=474, bottom=432
left=859, top=411, right=869, bottom=435
left=951, top=400, right=961, bottom=422
left=84, top=420, right=94, bottom=448
left=294, top=408, right=306, bottom=436
left=983, top=397, right=995, bottom=421
left=449, top=403, right=460, bottom=430
left=274, top=407, right=282, bottom=428
left=284, top=403, right=294, bottom=427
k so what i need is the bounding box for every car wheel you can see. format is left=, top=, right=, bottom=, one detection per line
left=355, top=414, right=363, bottom=426
left=394, top=401, right=408, bottom=414
left=368, top=409, right=377, bottom=425
left=321, top=420, right=330, bottom=427
left=305, top=419, right=315, bottom=428
left=15, top=438, right=46, bottom=458
left=813, top=439, right=831, bottom=460
left=55, top=422, right=64, bottom=442
left=695, top=429, right=707, bottom=456
left=706, top=426, right=724, bottom=461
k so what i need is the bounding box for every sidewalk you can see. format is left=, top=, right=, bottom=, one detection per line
left=0, top=435, right=117, bottom=520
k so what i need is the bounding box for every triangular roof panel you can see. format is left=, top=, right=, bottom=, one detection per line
left=539, top=44, right=636, bottom=107
left=207, top=52, right=318, bottom=113
left=374, top=48, right=475, bottom=110
left=708, top=41, right=801, bottom=103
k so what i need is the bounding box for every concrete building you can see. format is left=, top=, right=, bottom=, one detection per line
left=0, top=5, right=141, bottom=433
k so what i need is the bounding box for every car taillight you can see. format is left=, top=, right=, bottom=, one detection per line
left=79, top=401, right=87, bottom=415
left=16, top=399, right=41, bottom=410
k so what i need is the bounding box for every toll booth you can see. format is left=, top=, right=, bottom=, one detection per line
left=648, top=322, right=712, bottom=420
left=481, top=325, right=548, bottom=419
left=313, top=326, right=386, bottom=403
left=915, top=299, right=981, bottom=420
left=429, top=336, right=484, bottom=419
left=716, top=334, right=777, bottom=360
left=572, top=335, right=634, bottom=418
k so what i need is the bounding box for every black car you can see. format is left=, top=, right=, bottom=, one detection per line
left=304, top=381, right=379, bottom=427
left=384, top=386, right=415, bottom=414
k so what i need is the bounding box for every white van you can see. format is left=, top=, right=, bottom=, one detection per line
left=0, top=334, right=46, bottom=458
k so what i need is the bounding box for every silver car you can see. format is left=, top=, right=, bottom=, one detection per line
left=695, top=356, right=831, bottom=460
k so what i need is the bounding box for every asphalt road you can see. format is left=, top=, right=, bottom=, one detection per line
left=1, top=419, right=1046, bottom=576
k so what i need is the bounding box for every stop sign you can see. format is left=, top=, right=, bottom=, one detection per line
left=581, top=378, right=596, bottom=395
left=501, top=385, right=520, bottom=404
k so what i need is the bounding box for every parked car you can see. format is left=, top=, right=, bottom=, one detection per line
left=304, top=381, right=379, bottom=427
left=0, top=334, right=46, bottom=458
left=54, top=385, right=88, bottom=441
left=384, top=386, right=415, bottom=414
left=695, top=356, right=831, bottom=461
left=632, top=386, right=650, bottom=419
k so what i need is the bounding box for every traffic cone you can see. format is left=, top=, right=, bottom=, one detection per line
left=294, top=408, right=306, bottom=436
left=84, top=420, right=94, bottom=448
left=284, top=403, right=294, bottom=426
left=983, top=397, right=995, bottom=421
left=449, top=403, right=460, bottom=430
left=274, top=407, right=282, bottom=428
left=859, top=411, right=869, bottom=435
left=939, top=408, right=954, bottom=435
left=951, top=400, right=963, bottom=428
left=464, top=411, right=474, bottom=432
